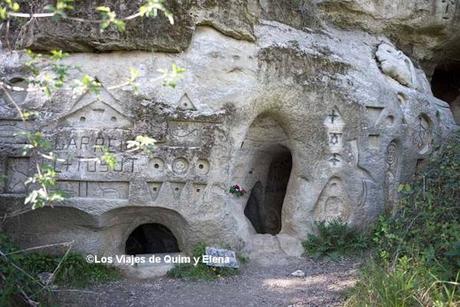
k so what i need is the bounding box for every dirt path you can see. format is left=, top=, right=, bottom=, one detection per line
left=54, top=256, right=361, bottom=307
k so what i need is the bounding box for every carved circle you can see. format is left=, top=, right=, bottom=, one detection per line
left=195, top=159, right=210, bottom=175
left=6, top=77, right=28, bottom=103
left=150, top=158, right=165, bottom=172
left=172, top=158, right=189, bottom=175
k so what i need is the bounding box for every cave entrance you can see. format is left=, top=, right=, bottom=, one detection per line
left=431, top=61, right=460, bottom=124
left=125, top=223, right=180, bottom=255
left=244, top=146, right=292, bottom=235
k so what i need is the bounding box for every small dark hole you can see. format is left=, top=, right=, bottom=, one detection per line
left=154, top=163, right=160, bottom=169
left=198, top=164, right=204, bottom=169
left=249, top=170, right=253, bottom=174
left=9, top=77, right=25, bottom=84
left=152, top=187, right=157, bottom=192
left=196, top=189, right=201, bottom=192
left=175, top=187, right=179, bottom=191
left=111, top=116, right=117, bottom=122
left=80, top=116, right=86, bottom=122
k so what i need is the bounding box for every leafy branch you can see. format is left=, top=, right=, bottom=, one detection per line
left=1, top=0, right=174, bottom=28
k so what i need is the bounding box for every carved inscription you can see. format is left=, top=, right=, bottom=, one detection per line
left=53, top=131, right=138, bottom=174
left=167, top=121, right=205, bottom=147
left=54, top=157, right=137, bottom=174
left=57, top=180, right=129, bottom=199
left=54, top=134, right=128, bottom=152
left=324, top=108, right=345, bottom=167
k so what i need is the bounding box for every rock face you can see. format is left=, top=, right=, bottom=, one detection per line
left=0, top=1, right=458, bottom=260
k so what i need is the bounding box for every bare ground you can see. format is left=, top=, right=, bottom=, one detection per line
left=53, top=256, right=362, bottom=307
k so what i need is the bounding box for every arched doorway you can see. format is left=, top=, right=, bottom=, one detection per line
left=431, top=61, right=460, bottom=124
left=241, top=113, right=292, bottom=235
left=244, top=147, right=292, bottom=234
left=125, top=223, right=180, bottom=255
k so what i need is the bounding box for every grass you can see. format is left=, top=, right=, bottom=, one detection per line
left=302, top=219, right=371, bottom=259
left=0, top=234, right=120, bottom=305
left=346, top=131, right=460, bottom=306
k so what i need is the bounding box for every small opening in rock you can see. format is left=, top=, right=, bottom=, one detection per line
left=111, top=116, right=117, bottom=122
left=198, top=164, right=204, bottom=169
left=196, top=188, right=200, bottom=192
left=80, top=116, right=86, bottom=122
left=154, top=163, right=160, bottom=169
left=431, top=61, right=460, bottom=124
left=244, top=146, right=292, bottom=235
left=175, top=187, right=179, bottom=191
left=8, top=77, right=26, bottom=84
left=152, top=187, right=158, bottom=192
left=125, top=223, right=180, bottom=255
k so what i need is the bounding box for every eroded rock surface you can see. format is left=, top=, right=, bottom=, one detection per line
left=0, top=1, right=458, bottom=259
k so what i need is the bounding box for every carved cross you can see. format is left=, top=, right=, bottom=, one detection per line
left=329, top=153, right=340, bottom=166
left=328, top=110, right=339, bottom=124
left=61, top=159, right=72, bottom=172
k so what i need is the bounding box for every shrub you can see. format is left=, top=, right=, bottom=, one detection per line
left=347, top=131, right=460, bottom=306
left=167, top=243, right=239, bottom=280
left=0, top=233, right=120, bottom=305
left=302, top=219, right=371, bottom=258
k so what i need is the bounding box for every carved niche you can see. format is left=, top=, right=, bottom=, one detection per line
left=313, top=177, right=352, bottom=222
left=412, top=114, right=432, bottom=154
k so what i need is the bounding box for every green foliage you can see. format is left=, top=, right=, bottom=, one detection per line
left=302, top=219, right=371, bottom=259
left=97, top=6, right=125, bottom=31
left=346, top=259, right=459, bottom=307
left=45, top=0, right=74, bottom=19
left=0, top=233, right=120, bottom=305
left=347, top=131, right=460, bottom=306
left=126, top=135, right=157, bottom=155
left=75, top=74, right=102, bottom=94
left=0, top=0, right=19, bottom=20
left=139, top=0, right=174, bottom=24
left=167, top=243, right=239, bottom=280
left=158, top=63, right=186, bottom=88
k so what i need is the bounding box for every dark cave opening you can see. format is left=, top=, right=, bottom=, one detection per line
left=125, top=223, right=180, bottom=255
left=431, top=62, right=460, bottom=124
left=244, top=147, right=292, bottom=235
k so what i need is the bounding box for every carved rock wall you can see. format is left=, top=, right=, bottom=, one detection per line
left=0, top=1, right=458, bottom=259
